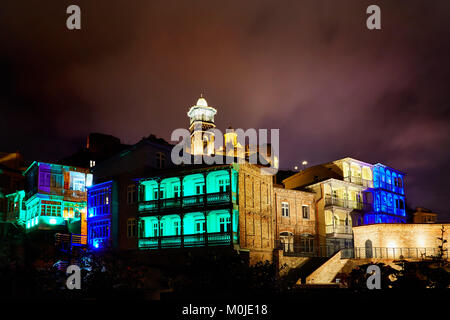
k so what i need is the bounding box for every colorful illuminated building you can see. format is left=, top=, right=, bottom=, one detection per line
left=22, top=162, right=92, bottom=235
left=283, top=157, right=407, bottom=252
left=87, top=180, right=116, bottom=250
left=136, top=162, right=275, bottom=264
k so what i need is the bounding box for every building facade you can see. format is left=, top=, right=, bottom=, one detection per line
left=413, top=207, right=438, bottom=224
left=273, top=187, right=316, bottom=254
left=282, top=157, right=407, bottom=252
left=136, top=163, right=275, bottom=263
left=22, top=162, right=92, bottom=235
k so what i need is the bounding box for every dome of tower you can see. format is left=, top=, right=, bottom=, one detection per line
left=196, top=97, right=208, bottom=107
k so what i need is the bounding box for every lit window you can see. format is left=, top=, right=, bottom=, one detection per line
left=195, top=183, right=205, bottom=195
left=152, top=222, right=159, bottom=237
left=195, top=220, right=205, bottom=233
left=219, top=216, right=231, bottom=233
left=281, top=202, right=289, bottom=217
left=218, top=178, right=230, bottom=193
left=174, top=221, right=180, bottom=235
left=173, top=185, right=180, bottom=198
left=90, top=160, right=96, bottom=168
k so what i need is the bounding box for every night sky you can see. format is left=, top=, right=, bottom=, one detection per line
left=1, top=1, right=449, bottom=220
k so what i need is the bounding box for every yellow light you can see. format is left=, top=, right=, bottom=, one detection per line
left=387, top=241, right=396, bottom=248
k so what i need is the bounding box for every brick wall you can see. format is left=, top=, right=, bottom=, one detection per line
left=237, top=164, right=274, bottom=262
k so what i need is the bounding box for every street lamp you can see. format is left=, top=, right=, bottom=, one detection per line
left=302, top=161, right=308, bottom=170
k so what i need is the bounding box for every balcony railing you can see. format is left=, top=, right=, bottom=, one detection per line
left=342, top=247, right=449, bottom=260
left=275, top=240, right=354, bottom=258
left=343, top=176, right=373, bottom=188
left=138, top=192, right=231, bottom=213
left=325, top=225, right=352, bottom=234
left=324, top=196, right=364, bottom=210
left=138, top=231, right=233, bottom=249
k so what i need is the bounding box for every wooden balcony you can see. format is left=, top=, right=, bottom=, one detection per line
left=138, top=231, right=235, bottom=249
left=138, top=191, right=232, bottom=215
left=324, top=196, right=365, bottom=210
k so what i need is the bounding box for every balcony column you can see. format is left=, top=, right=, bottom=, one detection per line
left=157, top=178, right=161, bottom=210
left=345, top=186, right=349, bottom=207
left=228, top=168, right=232, bottom=194
left=180, top=213, right=184, bottom=248
left=229, top=208, right=233, bottom=245
left=203, top=211, right=209, bottom=246
left=202, top=172, right=208, bottom=202
left=157, top=215, right=162, bottom=249
left=180, top=176, right=184, bottom=199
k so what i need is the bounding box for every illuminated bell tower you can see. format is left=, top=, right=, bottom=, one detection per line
left=187, top=96, right=217, bottom=155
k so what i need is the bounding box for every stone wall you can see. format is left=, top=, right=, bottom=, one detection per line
left=274, top=250, right=310, bottom=276
left=353, top=223, right=450, bottom=251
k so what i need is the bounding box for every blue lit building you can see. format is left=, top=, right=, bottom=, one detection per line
left=87, top=181, right=117, bottom=250
left=363, top=163, right=406, bottom=224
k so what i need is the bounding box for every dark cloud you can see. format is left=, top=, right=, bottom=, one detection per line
left=1, top=1, right=449, bottom=219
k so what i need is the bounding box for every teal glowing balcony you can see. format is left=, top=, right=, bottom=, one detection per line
left=137, top=167, right=238, bottom=216
left=138, top=191, right=232, bottom=214
left=138, top=209, right=239, bottom=250
left=138, top=232, right=236, bottom=249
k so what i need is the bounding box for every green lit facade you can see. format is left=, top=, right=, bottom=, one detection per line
left=137, top=165, right=239, bottom=249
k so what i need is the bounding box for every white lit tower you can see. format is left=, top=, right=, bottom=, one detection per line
left=187, top=96, right=217, bottom=155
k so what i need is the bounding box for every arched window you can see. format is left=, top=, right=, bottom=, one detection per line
left=279, top=231, right=294, bottom=252
left=365, top=239, right=373, bottom=258
left=386, top=170, right=392, bottom=189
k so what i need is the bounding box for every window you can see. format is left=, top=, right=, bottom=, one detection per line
left=39, top=172, right=51, bottom=187
left=219, top=216, right=231, bottom=233
left=156, top=152, right=166, bottom=169
left=89, top=220, right=110, bottom=240
left=281, top=202, right=289, bottom=217
left=72, top=178, right=85, bottom=191
left=195, top=183, right=205, bottom=195
left=173, top=185, right=180, bottom=198
left=127, top=185, right=136, bottom=204
left=127, top=218, right=137, bottom=238
left=302, top=205, right=310, bottom=219
left=41, top=203, right=62, bottom=217
left=152, top=222, right=159, bottom=237
left=90, top=160, right=96, bottom=168
left=174, top=221, right=180, bottom=235
left=218, top=178, right=230, bottom=193
left=50, top=174, right=62, bottom=188
left=195, top=220, right=205, bottom=233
